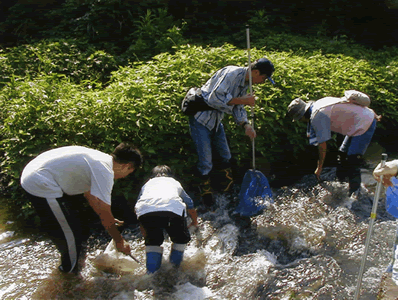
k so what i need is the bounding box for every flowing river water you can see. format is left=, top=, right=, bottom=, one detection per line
left=1, top=147, right=398, bottom=299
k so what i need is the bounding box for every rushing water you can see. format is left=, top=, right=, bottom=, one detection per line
left=1, top=159, right=398, bottom=299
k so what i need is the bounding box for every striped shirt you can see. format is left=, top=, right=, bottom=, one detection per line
left=194, top=66, right=250, bottom=131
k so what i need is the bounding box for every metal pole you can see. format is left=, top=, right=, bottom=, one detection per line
left=246, top=25, right=255, bottom=170
left=354, top=153, right=388, bottom=299
left=128, top=252, right=142, bottom=264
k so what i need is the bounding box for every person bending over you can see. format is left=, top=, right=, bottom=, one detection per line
left=135, top=165, right=198, bottom=273
left=189, top=58, right=275, bottom=207
left=20, top=142, right=143, bottom=274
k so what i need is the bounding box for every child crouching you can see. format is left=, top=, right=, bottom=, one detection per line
left=135, top=165, right=198, bottom=273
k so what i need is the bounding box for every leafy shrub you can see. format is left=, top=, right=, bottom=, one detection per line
left=2, top=42, right=398, bottom=203
left=0, top=39, right=119, bottom=86
left=0, top=0, right=186, bottom=61
left=122, top=8, right=187, bottom=61
left=1, top=37, right=397, bottom=232
left=1, top=0, right=166, bottom=45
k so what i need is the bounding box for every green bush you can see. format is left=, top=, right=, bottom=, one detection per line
left=0, top=40, right=119, bottom=87
left=0, top=0, right=167, bottom=47
left=0, top=35, right=397, bottom=231
left=124, top=8, right=188, bottom=60
left=0, top=0, right=187, bottom=61
left=1, top=42, right=398, bottom=204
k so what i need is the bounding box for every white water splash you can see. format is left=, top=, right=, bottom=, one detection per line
left=2, top=166, right=398, bottom=299
left=393, top=245, right=398, bottom=285
left=172, top=282, right=213, bottom=300
left=0, top=231, right=14, bottom=241
left=92, top=239, right=141, bottom=273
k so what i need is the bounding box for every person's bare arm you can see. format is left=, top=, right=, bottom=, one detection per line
left=315, top=142, right=327, bottom=181
left=228, top=94, right=255, bottom=106
left=187, top=208, right=198, bottom=228
left=84, top=191, right=131, bottom=255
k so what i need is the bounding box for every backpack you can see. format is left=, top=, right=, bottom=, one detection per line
left=344, top=90, right=371, bottom=107
left=181, top=87, right=216, bottom=116
left=309, top=90, right=372, bottom=121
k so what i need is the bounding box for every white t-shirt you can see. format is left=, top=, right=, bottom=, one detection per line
left=21, top=146, right=114, bottom=205
left=135, top=177, right=194, bottom=218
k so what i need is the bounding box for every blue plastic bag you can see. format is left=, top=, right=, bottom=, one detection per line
left=235, top=169, right=273, bottom=217
left=386, top=177, right=398, bottom=218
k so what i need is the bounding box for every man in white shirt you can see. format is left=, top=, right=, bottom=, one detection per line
left=20, top=142, right=143, bottom=274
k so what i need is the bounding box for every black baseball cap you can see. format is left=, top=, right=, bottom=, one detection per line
left=254, top=58, right=275, bottom=84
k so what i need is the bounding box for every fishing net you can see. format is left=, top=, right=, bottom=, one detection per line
left=235, top=170, right=273, bottom=217
left=92, top=240, right=140, bottom=274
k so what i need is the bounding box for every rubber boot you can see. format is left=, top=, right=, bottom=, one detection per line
left=199, top=177, right=215, bottom=208
left=220, top=167, right=234, bottom=192
left=336, top=152, right=348, bottom=182
left=347, top=154, right=362, bottom=196
left=146, top=246, right=163, bottom=274
left=169, top=243, right=185, bottom=267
